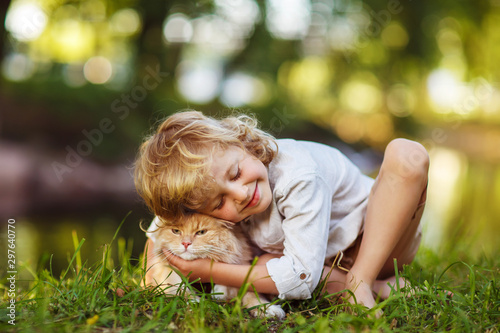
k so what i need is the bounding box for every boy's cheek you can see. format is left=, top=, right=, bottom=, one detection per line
left=211, top=208, right=240, bottom=223
left=259, top=183, right=273, bottom=211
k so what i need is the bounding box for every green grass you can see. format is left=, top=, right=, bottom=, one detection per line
left=1, top=224, right=499, bottom=332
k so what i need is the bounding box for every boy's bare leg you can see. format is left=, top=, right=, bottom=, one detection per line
left=345, top=139, right=429, bottom=308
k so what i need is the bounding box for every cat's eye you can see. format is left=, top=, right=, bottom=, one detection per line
left=171, top=229, right=181, bottom=235
left=196, top=229, right=207, bottom=236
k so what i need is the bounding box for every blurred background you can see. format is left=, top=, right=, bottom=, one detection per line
left=1, top=0, right=499, bottom=277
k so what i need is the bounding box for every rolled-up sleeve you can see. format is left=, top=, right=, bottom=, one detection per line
left=266, top=174, right=332, bottom=300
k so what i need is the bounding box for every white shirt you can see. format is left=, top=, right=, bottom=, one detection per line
left=240, top=139, right=374, bottom=300
left=147, top=139, right=374, bottom=300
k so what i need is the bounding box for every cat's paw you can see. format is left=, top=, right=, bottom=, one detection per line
left=211, top=284, right=230, bottom=301
left=264, top=304, right=286, bottom=319
left=184, top=293, right=200, bottom=303
left=249, top=304, right=285, bottom=319
left=187, top=295, right=200, bottom=303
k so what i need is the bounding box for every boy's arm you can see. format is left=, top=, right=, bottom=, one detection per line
left=164, top=250, right=280, bottom=295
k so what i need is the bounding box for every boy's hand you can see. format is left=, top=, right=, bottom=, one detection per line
left=163, top=249, right=214, bottom=283
left=163, top=249, right=280, bottom=295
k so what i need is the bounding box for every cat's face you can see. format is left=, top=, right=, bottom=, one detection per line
left=156, top=214, right=234, bottom=261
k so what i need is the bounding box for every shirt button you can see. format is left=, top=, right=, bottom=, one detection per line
left=299, top=273, right=307, bottom=280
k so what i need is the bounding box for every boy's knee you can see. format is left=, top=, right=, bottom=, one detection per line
left=383, top=138, right=429, bottom=182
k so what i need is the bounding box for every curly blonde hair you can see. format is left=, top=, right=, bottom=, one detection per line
left=134, top=110, right=277, bottom=222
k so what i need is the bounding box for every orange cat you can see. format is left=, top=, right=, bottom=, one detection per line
left=145, top=213, right=285, bottom=319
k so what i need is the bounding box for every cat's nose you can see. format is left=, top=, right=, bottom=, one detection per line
left=182, top=241, right=191, bottom=249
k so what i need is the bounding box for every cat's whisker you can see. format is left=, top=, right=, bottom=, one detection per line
left=150, top=250, right=163, bottom=259
left=162, top=251, right=176, bottom=262
left=203, top=251, right=230, bottom=259
left=152, top=249, right=176, bottom=264
left=201, top=247, right=239, bottom=261
left=205, top=246, right=233, bottom=256
left=151, top=253, right=167, bottom=264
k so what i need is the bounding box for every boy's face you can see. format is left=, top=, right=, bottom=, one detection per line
left=199, top=146, right=272, bottom=222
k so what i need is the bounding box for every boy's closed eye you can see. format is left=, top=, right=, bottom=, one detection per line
left=214, top=197, right=225, bottom=210
left=232, top=167, right=241, bottom=181
left=213, top=166, right=241, bottom=211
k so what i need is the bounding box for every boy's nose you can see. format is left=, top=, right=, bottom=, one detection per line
left=232, top=184, right=248, bottom=204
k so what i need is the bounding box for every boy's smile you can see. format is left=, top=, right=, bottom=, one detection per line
left=200, top=146, right=272, bottom=222
left=244, top=182, right=260, bottom=209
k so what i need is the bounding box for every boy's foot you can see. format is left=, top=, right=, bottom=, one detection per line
left=344, top=272, right=383, bottom=318
left=344, top=271, right=376, bottom=309
left=373, top=275, right=408, bottom=299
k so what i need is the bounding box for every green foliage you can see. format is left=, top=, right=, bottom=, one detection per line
left=1, top=226, right=499, bottom=333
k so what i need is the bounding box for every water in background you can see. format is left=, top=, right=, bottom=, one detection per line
left=2, top=142, right=499, bottom=286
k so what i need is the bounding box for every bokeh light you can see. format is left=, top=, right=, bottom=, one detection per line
left=339, top=76, right=382, bottom=114
left=176, top=60, right=222, bottom=104
left=328, top=17, right=358, bottom=51
left=2, top=0, right=140, bottom=88
left=50, top=18, right=96, bottom=62
left=2, top=0, right=500, bottom=260
left=381, top=22, right=409, bottom=49
left=266, top=0, right=311, bottom=40
left=83, top=56, right=113, bottom=84
left=426, top=69, right=464, bottom=111
left=286, top=57, right=332, bottom=100
left=110, top=8, right=142, bottom=36
left=215, top=0, right=260, bottom=38
left=220, top=72, right=269, bottom=107
left=163, top=13, right=193, bottom=43
left=5, top=1, right=48, bottom=42
left=2, top=53, right=35, bottom=82
left=423, top=148, right=467, bottom=250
